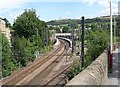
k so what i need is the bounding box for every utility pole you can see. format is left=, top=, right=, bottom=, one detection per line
left=114, top=13, right=116, bottom=43
left=81, top=16, right=85, bottom=68
left=72, top=27, right=74, bottom=53
left=46, top=28, right=49, bottom=49
left=36, top=28, right=39, bottom=58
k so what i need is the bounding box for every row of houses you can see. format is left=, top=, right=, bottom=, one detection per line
left=0, top=18, right=11, bottom=43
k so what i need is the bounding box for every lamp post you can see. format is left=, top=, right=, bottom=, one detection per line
left=110, top=0, right=113, bottom=53
left=109, top=0, right=113, bottom=70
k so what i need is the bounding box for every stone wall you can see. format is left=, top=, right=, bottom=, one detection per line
left=66, top=50, right=108, bottom=86
left=0, top=18, right=11, bottom=43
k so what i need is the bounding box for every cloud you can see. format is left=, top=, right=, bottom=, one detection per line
left=80, top=0, right=96, bottom=6
left=82, top=0, right=118, bottom=16
left=100, top=1, right=118, bottom=16
left=0, top=0, right=119, bottom=24
left=0, top=0, right=27, bottom=9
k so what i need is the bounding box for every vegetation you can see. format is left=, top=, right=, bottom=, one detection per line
left=116, top=15, right=120, bottom=42
left=2, top=12, right=118, bottom=78
left=1, top=9, right=52, bottom=77
left=84, top=29, right=109, bottom=67
left=12, top=9, right=51, bottom=67
left=1, top=33, right=17, bottom=77
left=67, top=26, right=109, bottom=80
left=47, top=17, right=110, bottom=26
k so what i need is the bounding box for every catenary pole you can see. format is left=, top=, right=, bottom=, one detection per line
left=81, top=16, right=85, bottom=68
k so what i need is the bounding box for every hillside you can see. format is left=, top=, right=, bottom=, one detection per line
left=47, top=16, right=111, bottom=26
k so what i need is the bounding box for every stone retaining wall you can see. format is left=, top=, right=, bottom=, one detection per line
left=66, top=50, right=108, bottom=86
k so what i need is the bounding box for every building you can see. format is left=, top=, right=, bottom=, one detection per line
left=0, top=18, right=11, bottom=43
left=118, top=1, right=120, bottom=15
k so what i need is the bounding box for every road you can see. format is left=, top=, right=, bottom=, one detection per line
left=105, top=47, right=120, bottom=86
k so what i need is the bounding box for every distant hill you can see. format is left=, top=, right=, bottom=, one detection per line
left=47, top=16, right=111, bottom=26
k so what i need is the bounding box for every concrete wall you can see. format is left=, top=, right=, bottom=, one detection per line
left=66, top=50, right=108, bottom=86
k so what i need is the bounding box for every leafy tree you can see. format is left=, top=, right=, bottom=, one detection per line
left=116, top=16, right=120, bottom=38
left=68, top=20, right=78, bottom=29
left=13, top=9, right=47, bottom=39
left=48, top=26, right=54, bottom=30
left=12, top=9, right=50, bottom=68
left=12, top=36, right=36, bottom=67
left=54, top=27, right=61, bottom=33
left=1, top=33, right=17, bottom=77
left=62, top=26, right=70, bottom=33
left=84, top=29, right=109, bottom=67
left=67, top=29, right=109, bottom=80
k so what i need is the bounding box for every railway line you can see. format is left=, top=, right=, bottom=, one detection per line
left=2, top=39, right=72, bottom=86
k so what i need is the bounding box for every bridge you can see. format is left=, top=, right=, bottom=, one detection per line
left=55, top=33, right=77, bottom=39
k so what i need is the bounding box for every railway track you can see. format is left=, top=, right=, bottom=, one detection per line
left=2, top=39, right=64, bottom=85
left=43, top=64, right=72, bottom=86
left=26, top=40, right=71, bottom=85
left=2, top=39, right=72, bottom=86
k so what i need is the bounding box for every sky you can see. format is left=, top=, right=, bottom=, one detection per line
left=0, top=0, right=119, bottom=24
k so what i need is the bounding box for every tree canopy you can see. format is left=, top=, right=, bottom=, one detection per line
left=1, top=33, right=17, bottom=77
left=1, top=9, right=53, bottom=77
left=13, top=9, right=47, bottom=39
left=116, top=16, right=120, bottom=37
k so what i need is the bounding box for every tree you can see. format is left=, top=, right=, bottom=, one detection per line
left=116, top=16, right=120, bottom=38
left=68, top=20, right=78, bottom=29
left=62, top=26, right=70, bottom=33
left=54, top=27, right=61, bottom=33
left=85, top=29, right=109, bottom=67
left=12, top=36, right=36, bottom=67
left=12, top=9, right=51, bottom=68
left=1, top=33, right=17, bottom=77
left=13, top=9, right=47, bottom=39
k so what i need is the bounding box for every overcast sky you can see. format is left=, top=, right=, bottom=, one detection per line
left=0, top=0, right=119, bottom=24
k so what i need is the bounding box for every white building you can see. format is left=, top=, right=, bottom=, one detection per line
left=0, top=18, right=11, bottom=43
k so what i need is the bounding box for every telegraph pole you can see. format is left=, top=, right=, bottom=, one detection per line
left=81, top=16, right=85, bottom=68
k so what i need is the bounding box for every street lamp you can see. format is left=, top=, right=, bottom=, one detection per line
left=109, top=0, right=113, bottom=70
left=110, top=0, right=113, bottom=53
